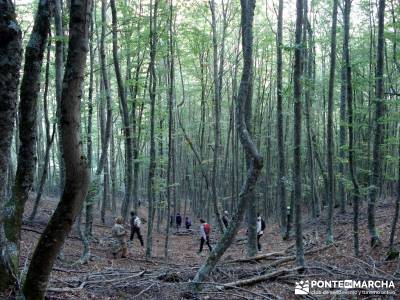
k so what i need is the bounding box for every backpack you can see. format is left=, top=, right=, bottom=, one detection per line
left=261, top=219, right=266, bottom=231
left=204, top=223, right=211, bottom=235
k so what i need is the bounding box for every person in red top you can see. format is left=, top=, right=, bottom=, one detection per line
left=198, top=219, right=212, bottom=254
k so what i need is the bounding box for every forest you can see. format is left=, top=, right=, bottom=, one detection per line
left=0, top=0, right=400, bottom=298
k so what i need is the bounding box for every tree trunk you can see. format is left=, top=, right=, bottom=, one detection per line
left=342, top=0, right=360, bottom=256
left=23, top=0, right=91, bottom=298
left=110, top=0, right=133, bottom=221
left=192, top=0, right=263, bottom=290
left=0, top=0, right=22, bottom=291
left=5, top=0, right=51, bottom=277
left=29, top=38, right=56, bottom=222
left=54, top=0, right=65, bottom=195
left=209, top=0, right=225, bottom=234
left=146, top=0, right=158, bottom=259
left=293, top=0, right=305, bottom=267
left=276, top=0, right=288, bottom=240
left=165, top=0, right=175, bottom=259
left=389, top=134, right=400, bottom=251
left=325, top=0, right=338, bottom=245
left=368, top=0, right=386, bottom=248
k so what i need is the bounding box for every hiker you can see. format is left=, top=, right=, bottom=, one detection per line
left=112, top=216, right=128, bottom=258
left=185, top=216, right=192, bottom=230
left=130, top=211, right=144, bottom=247
left=256, top=214, right=266, bottom=252
left=198, top=219, right=212, bottom=253
left=222, top=210, right=230, bottom=228
left=176, top=213, right=182, bottom=231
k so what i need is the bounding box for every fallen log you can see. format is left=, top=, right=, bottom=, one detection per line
left=223, top=267, right=303, bottom=288
left=228, top=243, right=335, bottom=265
left=265, top=244, right=335, bottom=269
left=226, top=250, right=287, bottom=263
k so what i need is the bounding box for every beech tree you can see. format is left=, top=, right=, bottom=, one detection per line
left=192, top=0, right=263, bottom=290
left=368, top=0, right=386, bottom=248
left=293, top=0, right=304, bottom=267
left=22, top=0, right=92, bottom=298
left=0, top=0, right=22, bottom=289
left=5, top=0, right=51, bottom=277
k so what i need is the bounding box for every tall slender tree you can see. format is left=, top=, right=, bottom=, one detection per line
left=165, top=0, right=175, bottom=259
left=326, top=0, right=339, bottom=245
left=209, top=0, right=225, bottom=234
left=192, top=0, right=263, bottom=290
left=368, top=0, right=386, bottom=248
left=293, top=0, right=305, bottom=267
left=112, top=0, right=134, bottom=221
left=146, top=0, right=159, bottom=258
left=276, top=0, right=288, bottom=239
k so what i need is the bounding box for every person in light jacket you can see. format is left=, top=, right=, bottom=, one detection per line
left=256, top=214, right=265, bottom=252
left=112, top=216, right=128, bottom=258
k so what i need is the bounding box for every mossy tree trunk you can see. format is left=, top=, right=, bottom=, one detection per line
left=0, top=0, right=22, bottom=291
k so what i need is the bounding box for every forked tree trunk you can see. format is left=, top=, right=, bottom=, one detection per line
left=22, top=1, right=92, bottom=298
left=192, top=0, right=263, bottom=290
left=0, top=0, right=22, bottom=291
left=4, top=0, right=51, bottom=276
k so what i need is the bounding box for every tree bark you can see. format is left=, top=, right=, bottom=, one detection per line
left=0, top=0, right=22, bottom=290
left=23, top=1, right=91, bottom=298
left=29, top=38, right=56, bottom=222
left=192, top=0, right=263, bottom=290
left=326, top=0, right=338, bottom=245
left=209, top=0, right=225, bottom=235
left=165, top=0, right=175, bottom=259
left=54, top=0, right=65, bottom=195
left=5, top=0, right=51, bottom=277
left=343, top=0, right=360, bottom=256
left=146, top=0, right=158, bottom=258
left=110, top=0, right=134, bottom=221
left=276, top=0, right=288, bottom=240
left=293, top=0, right=305, bottom=267
left=368, top=0, right=386, bottom=248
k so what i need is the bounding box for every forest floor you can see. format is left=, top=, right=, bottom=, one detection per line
left=3, top=196, right=400, bottom=299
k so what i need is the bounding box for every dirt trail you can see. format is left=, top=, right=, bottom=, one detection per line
left=5, top=196, right=400, bottom=299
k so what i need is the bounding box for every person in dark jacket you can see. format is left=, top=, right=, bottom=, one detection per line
left=185, top=216, right=192, bottom=230
left=222, top=210, right=230, bottom=228
left=176, top=213, right=182, bottom=231
left=130, top=211, right=144, bottom=247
